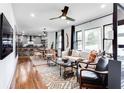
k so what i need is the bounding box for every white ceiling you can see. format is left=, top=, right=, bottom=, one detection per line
left=12, top=3, right=113, bottom=35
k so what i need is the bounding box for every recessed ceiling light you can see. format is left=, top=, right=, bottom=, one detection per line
left=30, top=13, right=35, bottom=17
left=61, top=16, right=66, bottom=20
left=101, top=4, right=106, bottom=9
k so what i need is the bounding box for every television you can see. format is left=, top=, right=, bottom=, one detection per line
left=0, top=13, right=13, bottom=60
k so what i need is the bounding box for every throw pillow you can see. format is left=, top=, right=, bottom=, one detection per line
left=72, top=50, right=80, bottom=57
left=87, top=50, right=97, bottom=63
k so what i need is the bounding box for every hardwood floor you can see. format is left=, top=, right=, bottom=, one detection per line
left=15, top=56, right=47, bottom=89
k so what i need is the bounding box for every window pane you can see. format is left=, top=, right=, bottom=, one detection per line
left=104, top=40, right=113, bottom=53
left=104, top=25, right=113, bottom=54
left=104, top=25, right=113, bottom=39
left=76, top=31, right=82, bottom=50
left=84, top=27, right=101, bottom=51
left=118, top=25, right=124, bottom=59
left=118, top=26, right=124, bottom=43
left=77, top=31, right=82, bottom=40
left=77, top=41, right=82, bottom=50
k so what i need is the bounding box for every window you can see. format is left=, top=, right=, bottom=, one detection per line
left=118, top=25, right=124, bottom=59
left=84, top=27, right=102, bottom=51
left=76, top=31, right=82, bottom=50
left=103, top=24, right=113, bottom=54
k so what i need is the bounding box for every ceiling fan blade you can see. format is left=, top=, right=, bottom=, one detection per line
left=66, top=16, right=75, bottom=21
left=62, top=6, right=69, bottom=16
left=49, top=16, right=61, bottom=20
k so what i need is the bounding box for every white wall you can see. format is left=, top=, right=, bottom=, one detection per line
left=47, top=32, right=55, bottom=49
left=0, top=4, right=17, bottom=89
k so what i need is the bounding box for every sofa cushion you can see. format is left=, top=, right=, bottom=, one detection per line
left=62, top=50, right=68, bottom=57
left=80, top=51, right=89, bottom=59
left=72, top=50, right=80, bottom=57
left=80, top=70, right=103, bottom=85
left=63, top=56, right=83, bottom=61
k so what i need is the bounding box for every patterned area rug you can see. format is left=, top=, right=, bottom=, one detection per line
left=30, top=56, right=80, bottom=89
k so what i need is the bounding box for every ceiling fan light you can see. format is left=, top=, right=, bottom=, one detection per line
left=61, top=16, right=66, bottom=20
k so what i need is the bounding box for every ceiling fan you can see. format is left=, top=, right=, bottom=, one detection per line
left=49, top=6, right=75, bottom=21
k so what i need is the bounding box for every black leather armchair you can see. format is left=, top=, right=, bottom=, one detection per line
left=79, top=57, right=108, bottom=89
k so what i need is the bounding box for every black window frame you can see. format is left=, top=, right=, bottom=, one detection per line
left=103, top=24, right=113, bottom=55
left=76, top=30, right=82, bottom=50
